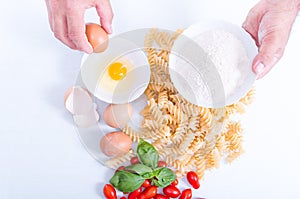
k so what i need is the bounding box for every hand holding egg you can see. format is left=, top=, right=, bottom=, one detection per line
left=45, top=0, right=113, bottom=53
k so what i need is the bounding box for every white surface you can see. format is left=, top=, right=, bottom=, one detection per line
left=0, top=0, right=300, bottom=199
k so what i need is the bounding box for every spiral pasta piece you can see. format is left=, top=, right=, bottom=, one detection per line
left=105, top=149, right=134, bottom=168
left=122, top=125, right=140, bottom=143
left=158, top=90, right=169, bottom=108
left=199, top=107, right=212, bottom=130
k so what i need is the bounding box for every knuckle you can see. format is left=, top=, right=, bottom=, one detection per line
left=274, top=48, right=284, bottom=58
left=68, top=31, right=82, bottom=40
left=66, top=7, right=76, bottom=15
left=65, top=2, right=77, bottom=15
left=50, top=0, right=59, bottom=9
left=53, top=31, right=63, bottom=40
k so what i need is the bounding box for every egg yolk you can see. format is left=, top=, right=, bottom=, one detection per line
left=108, top=62, right=127, bottom=80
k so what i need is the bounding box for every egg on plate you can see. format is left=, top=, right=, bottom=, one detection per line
left=80, top=37, right=150, bottom=104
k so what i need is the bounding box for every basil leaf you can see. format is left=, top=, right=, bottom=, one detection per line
left=141, top=171, right=155, bottom=179
left=137, top=139, right=159, bottom=169
left=109, top=170, right=145, bottom=192
left=125, top=164, right=153, bottom=175
left=152, top=167, right=176, bottom=188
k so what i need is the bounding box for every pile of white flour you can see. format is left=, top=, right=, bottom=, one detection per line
left=178, top=30, right=250, bottom=107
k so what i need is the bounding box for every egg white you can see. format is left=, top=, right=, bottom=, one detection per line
left=97, top=58, right=136, bottom=95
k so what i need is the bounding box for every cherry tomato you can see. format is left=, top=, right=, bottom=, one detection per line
left=186, top=171, right=200, bottom=189
left=170, top=179, right=178, bottom=186
left=138, top=186, right=157, bottom=199
left=115, top=166, right=125, bottom=173
left=179, top=189, right=192, bottom=199
left=120, top=197, right=126, bottom=199
left=154, top=194, right=170, bottom=199
left=103, top=184, right=117, bottom=199
left=142, top=179, right=151, bottom=188
left=163, top=185, right=181, bottom=198
left=128, top=187, right=142, bottom=199
left=130, top=156, right=140, bottom=165
left=158, top=160, right=167, bottom=167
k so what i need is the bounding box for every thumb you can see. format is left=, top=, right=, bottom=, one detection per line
left=252, top=20, right=292, bottom=79
left=252, top=31, right=285, bottom=79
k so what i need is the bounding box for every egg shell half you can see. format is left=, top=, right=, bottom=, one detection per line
left=64, top=86, right=93, bottom=115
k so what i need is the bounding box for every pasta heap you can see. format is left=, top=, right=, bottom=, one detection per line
left=106, top=29, right=255, bottom=180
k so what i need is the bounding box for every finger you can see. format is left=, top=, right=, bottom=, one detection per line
left=53, top=15, right=77, bottom=50
left=242, top=3, right=266, bottom=46
left=95, top=0, right=114, bottom=34
left=253, top=12, right=296, bottom=79
left=45, top=0, right=54, bottom=31
left=66, top=8, right=93, bottom=53
left=252, top=29, right=287, bottom=79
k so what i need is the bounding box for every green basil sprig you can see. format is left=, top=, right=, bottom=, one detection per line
left=109, top=139, right=176, bottom=192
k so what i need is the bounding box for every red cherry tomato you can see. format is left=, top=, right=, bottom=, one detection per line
left=154, top=194, right=170, bottom=199
left=130, top=156, right=140, bottom=165
left=179, top=189, right=192, bottom=199
left=138, top=186, right=157, bottom=199
left=158, top=160, right=167, bottom=167
left=115, top=166, right=125, bottom=173
left=128, top=187, right=142, bottom=199
left=170, top=179, right=178, bottom=186
left=186, top=171, right=200, bottom=189
left=103, top=184, right=117, bottom=199
left=163, top=185, right=181, bottom=198
left=142, top=179, right=151, bottom=188
left=120, top=197, right=126, bottom=199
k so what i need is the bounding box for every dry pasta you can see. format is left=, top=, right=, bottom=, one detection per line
left=118, top=29, right=255, bottom=179
left=122, top=125, right=140, bottom=143
left=105, top=149, right=134, bottom=168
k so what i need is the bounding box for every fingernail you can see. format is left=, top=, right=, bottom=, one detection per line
left=242, top=22, right=246, bottom=28
left=255, top=62, right=265, bottom=74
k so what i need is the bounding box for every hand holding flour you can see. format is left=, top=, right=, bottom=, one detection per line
left=45, top=0, right=113, bottom=53
left=243, top=0, right=299, bottom=79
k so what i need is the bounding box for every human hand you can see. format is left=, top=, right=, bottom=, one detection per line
left=243, top=0, right=299, bottom=79
left=45, top=0, right=113, bottom=53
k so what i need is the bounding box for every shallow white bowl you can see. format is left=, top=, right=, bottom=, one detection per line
left=169, top=20, right=258, bottom=108
left=80, top=37, right=150, bottom=104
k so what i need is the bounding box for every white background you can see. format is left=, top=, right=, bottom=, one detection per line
left=1, top=0, right=300, bottom=198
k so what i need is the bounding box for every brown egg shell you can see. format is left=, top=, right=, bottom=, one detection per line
left=103, top=103, right=133, bottom=129
left=100, top=131, right=132, bottom=157
left=85, top=23, right=109, bottom=53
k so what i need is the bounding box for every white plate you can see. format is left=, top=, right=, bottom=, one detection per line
left=80, top=37, right=150, bottom=104
left=169, top=20, right=257, bottom=108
